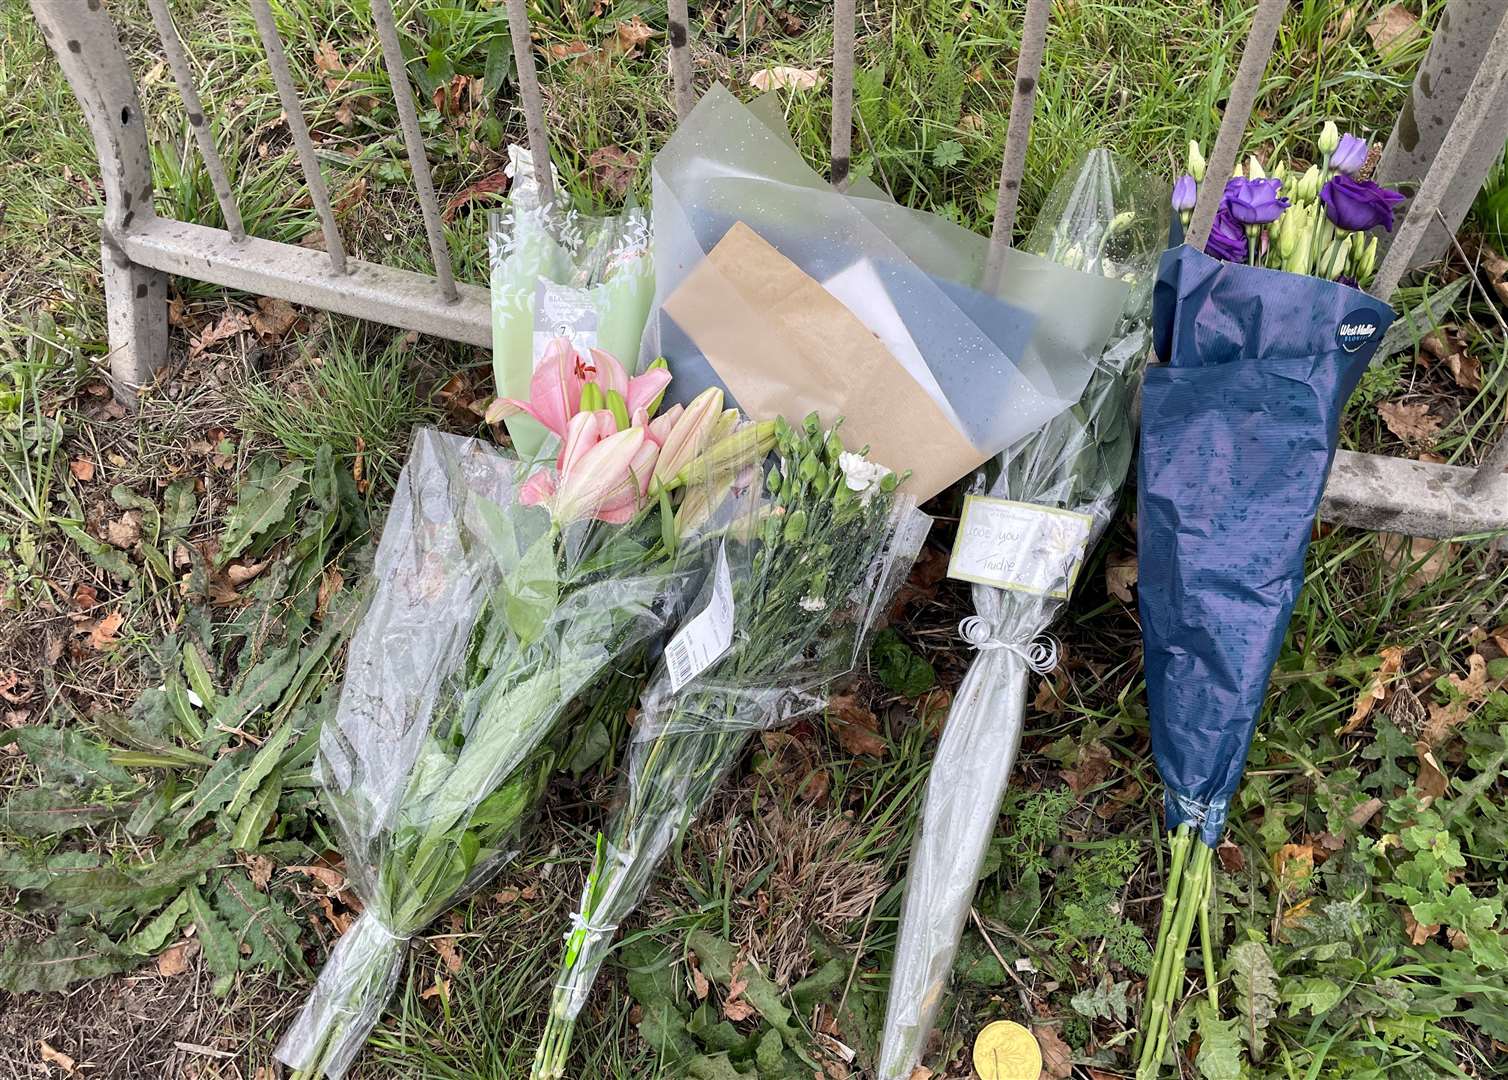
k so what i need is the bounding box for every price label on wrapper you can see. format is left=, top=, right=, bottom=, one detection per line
left=532, top=280, right=598, bottom=359
left=947, top=495, right=1092, bottom=599
left=666, top=544, right=735, bottom=693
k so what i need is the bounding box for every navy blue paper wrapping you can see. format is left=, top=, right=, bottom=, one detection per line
left=1137, top=244, right=1395, bottom=845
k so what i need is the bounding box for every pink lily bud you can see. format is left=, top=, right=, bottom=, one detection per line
left=651, top=387, right=724, bottom=491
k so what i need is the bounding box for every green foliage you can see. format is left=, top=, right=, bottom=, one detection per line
left=869, top=628, right=936, bottom=698
left=0, top=446, right=366, bottom=994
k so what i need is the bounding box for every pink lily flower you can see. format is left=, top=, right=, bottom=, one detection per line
left=520, top=410, right=661, bottom=525
left=486, top=337, right=587, bottom=439
left=586, top=348, right=672, bottom=419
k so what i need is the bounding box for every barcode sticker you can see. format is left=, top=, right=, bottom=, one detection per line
left=666, top=543, right=735, bottom=694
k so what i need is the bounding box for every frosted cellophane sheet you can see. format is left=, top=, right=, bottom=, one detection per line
left=648, top=85, right=1129, bottom=498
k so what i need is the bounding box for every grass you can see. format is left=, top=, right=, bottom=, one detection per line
left=2, top=0, right=1507, bottom=1079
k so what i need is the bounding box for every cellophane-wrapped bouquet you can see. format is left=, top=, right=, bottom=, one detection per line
left=275, top=340, right=772, bottom=1080
left=532, top=413, right=932, bottom=1079
left=489, top=145, right=655, bottom=461
left=877, top=150, right=1165, bottom=1080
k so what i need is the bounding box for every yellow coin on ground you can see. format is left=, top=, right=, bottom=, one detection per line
left=971, top=1019, right=1042, bottom=1080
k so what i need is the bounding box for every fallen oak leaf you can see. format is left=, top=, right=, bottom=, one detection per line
left=69, top=458, right=96, bottom=482
left=826, top=694, right=887, bottom=757
left=1366, top=3, right=1421, bottom=53
left=249, top=296, right=299, bottom=341
left=156, top=938, right=198, bottom=977
left=586, top=146, right=640, bottom=200
left=1377, top=400, right=1440, bottom=444
left=1446, top=351, right=1482, bottom=391
left=1378, top=532, right=1455, bottom=588
left=611, top=16, right=656, bottom=57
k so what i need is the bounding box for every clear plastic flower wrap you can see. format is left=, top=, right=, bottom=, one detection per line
left=532, top=414, right=932, bottom=1079
left=276, top=348, right=777, bottom=1078
left=490, top=147, right=655, bottom=461
left=877, top=150, right=1166, bottom=1080
left=647, top=85, right=1133, bottom=500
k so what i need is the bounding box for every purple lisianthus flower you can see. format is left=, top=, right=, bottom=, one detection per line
left=1204, top=204, right=1248, bottom=262
left=1337, top=274, right=1359, bottom=289
left=1331, top=133, right=1369, bottom=175
left=1320, top=174, right=1407, bottom=232
left=1223, top=177, right=1289, bottom=226
left=1171, top=174, right=1198, bottom=214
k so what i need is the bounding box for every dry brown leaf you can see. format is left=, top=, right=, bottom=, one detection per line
left=1482, top=245, right=1508, bottom=306
left=586, top=146, right=640, bottom=200
left=907, top=1069, right=935, bottom=1080
left=723, top=997, right=757, bottom=1022
left=1413, top=741, right=1450, bottom=798
left=1348, top=797, right=1385, bottom=829
left=1272, top=843, right=1314, bottom=893
left=39, top=1042, right=76, bottom=1075
left=1033, top=1024, right=1073, bottom=1080
left=89, top=609, right=125, bottom=651
left=690, top=959, right=710, bottom=1000
left=0, top=673, right=32, bottom=705
left=1104, top=551, right=1137, bottom=603
left=287, top=864, right=348, bottom=892
left=1217, top=838, right=1246, bottom=874
left=1281, top=896, right=1314, bottom=930
left=1418, top=654, right=1496, bottom=747
left=353, top=434, right=368, bottom=496
left=224, top=558, right=272, bottom=587
left=547, top=40, right=592, bottom=61
left=69, top=458, right=96, bottom=482
left=442, top=169, right=510, bottom=223
left=189, top=309, right=251, bottom=357
left=316, top=566, right=345, bottom=620
left=420, top=976, right=451, bottom=1002
left=1337, top=644, right=1405, bottom=735
left=1418, top=330, right=1451, bottom=362
left=1378, top=532, right=1455, bottom=588
left=156, top=939, right=197, bottom=977
left=1377, top=400, right=1440, bottom=444
left=105, top=511, right=142, bottom=549
left=749, top=66, right=823, bottom=92
left=313, top=41, right=344, bottom=91
left=1061, top=740, right=1114, bottom=797
left=1446, top=352, right=1482, bottom=390
left=612, top=16, right=656, bottom=57
left=1366, top=4, right=1421, bottom=52
left=826, top=694, right=887, bottom=757
left=244, top=853, right=275, bottom=891
left=1402, top=907, right=1439, bottom=945
left=431, top=935, right=463, bottom=975
left=250, top=297, right=299, bottom=341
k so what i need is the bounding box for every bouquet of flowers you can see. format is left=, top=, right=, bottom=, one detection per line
left=531, top=413, right=931, bottom=1080
left=1134, top=127, right=1400, bottom=1077
left=276, top=342, right=771, bottom=1080
left=876, top=150, right=1164, bottom=1080
left=489, top=146, right=656, bottom=460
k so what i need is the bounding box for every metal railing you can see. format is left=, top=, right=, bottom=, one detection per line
left=28, top=0, right=1508, bottom=540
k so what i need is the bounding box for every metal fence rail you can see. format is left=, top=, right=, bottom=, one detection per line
left=27, top=0, right=1508, bottom=540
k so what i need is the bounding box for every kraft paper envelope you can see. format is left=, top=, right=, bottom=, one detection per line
left=662, top=222, right=985, bottom=501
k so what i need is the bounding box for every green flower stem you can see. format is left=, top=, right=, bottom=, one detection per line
left=1134, top=826, right=1191, bottom=1063
left=1200, top=859, right=1217, bottom=1011
left=1136, top=837, right=1215, bottom=1079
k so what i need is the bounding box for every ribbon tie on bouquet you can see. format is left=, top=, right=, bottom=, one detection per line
left=957, top=616, right=1060, bottom=674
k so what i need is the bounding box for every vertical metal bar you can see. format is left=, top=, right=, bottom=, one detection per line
left=1377, top=0, right=1508, bottom=270
left=667, top=0, right=695, bottom=120
left=1468, top=431, right=1508, bottom=494
left=370, top=0, right=458, bottom=302
left=1186, top=0, right=1287, bottom=250
left=830, top=0, right=856, bottom=191
left=1370, top=11, right=1508, bottom=301
left=248, top=0, right=348, bottom=275
left=146, top=0, right=245, bottom=241
left=982, top=0, right=1050, bottom=286
left=30, top=0, right=169, bottom=398
left=505, top=0, right=555, bottom=206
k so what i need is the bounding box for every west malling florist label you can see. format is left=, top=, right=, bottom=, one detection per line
left=948, top=496, right=1093, bottom=599
left=1336, top=308, right=1382, bottom=354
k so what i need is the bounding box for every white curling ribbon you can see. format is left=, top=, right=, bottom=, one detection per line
left=564, top=910, right=618, bottom=944
left=956, top=616, right=1060, bottom=674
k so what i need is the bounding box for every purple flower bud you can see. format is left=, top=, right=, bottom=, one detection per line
left=1204, top=205, right=1248, bottom=263
left=1171, top=174, right=1198, bottom=213
left=1223, top=177, right=1289, bottom=226
left=1330, top=133, right=1369, bottom=175
left=1320, top=174, right=1407, bottom=232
